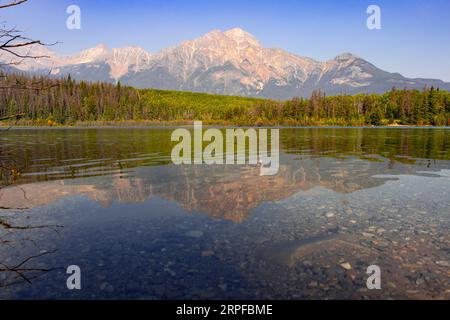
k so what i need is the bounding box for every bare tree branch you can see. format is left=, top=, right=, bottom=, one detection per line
left=0, top=0, right=27, bottom=10
left=0, top=0, right=60, bottom=184
left=0, top=113, right=24, bottom=121
left=0, top=0, right=57, bottom=65
left=0, top=249, right=56, bottom=287
left=0, top=80, right=59, bottom=91
left=0, top=219, right=64, bottom=230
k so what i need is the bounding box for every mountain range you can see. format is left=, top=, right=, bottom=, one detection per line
left=3, top=28, right=450, bottom=99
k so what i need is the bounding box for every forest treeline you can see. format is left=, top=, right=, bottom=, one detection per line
left=1, top=73, right=450, bottom=126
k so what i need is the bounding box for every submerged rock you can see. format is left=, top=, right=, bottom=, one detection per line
left=186, top=230, right=204, bottom=238
left=340, top=262, right=352, bottom=270
left=201, top=250, right=215, bottom=257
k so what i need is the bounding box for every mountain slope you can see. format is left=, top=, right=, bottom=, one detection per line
left=2, top=28, right=449, bottom=99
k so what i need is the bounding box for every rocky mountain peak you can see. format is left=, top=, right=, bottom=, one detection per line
left=223, top=28, right=261, bottom=47
left=69, top=44, right=110, bottom=64
left=108, top=46, right=153, bottom=79
left=334, top=52, right=361, bottom=62
left=2, top=28, right=449, bottom=98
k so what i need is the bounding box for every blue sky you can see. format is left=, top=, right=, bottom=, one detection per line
left=2, top=0, right=450, bottom=81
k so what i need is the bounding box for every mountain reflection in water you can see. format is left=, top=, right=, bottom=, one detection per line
left=0, top=128, right=449, bottom=299
left=0, top=155, right=446, bottom=223
left=1, top=128, right=449, bottom=222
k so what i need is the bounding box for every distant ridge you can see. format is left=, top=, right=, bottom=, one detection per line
left=2, top=28, right=449, bottom=99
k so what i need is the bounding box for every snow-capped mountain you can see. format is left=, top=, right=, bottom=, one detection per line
left=2, top=28, right=449, bottom=99
left=0, top=43, right=152, bottom=80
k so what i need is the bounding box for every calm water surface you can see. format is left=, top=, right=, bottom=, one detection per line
left=0, top=128, right=449, bottom=299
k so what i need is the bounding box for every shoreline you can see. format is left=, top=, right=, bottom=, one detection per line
left=1, top=122, right=448, bottom=130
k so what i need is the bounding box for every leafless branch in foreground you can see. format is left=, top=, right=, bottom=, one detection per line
left=0, top=249, right=57, bottom=287
left=0, top=0, right=58, bottom=70
left=0, top=0, right=28, bottom=10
